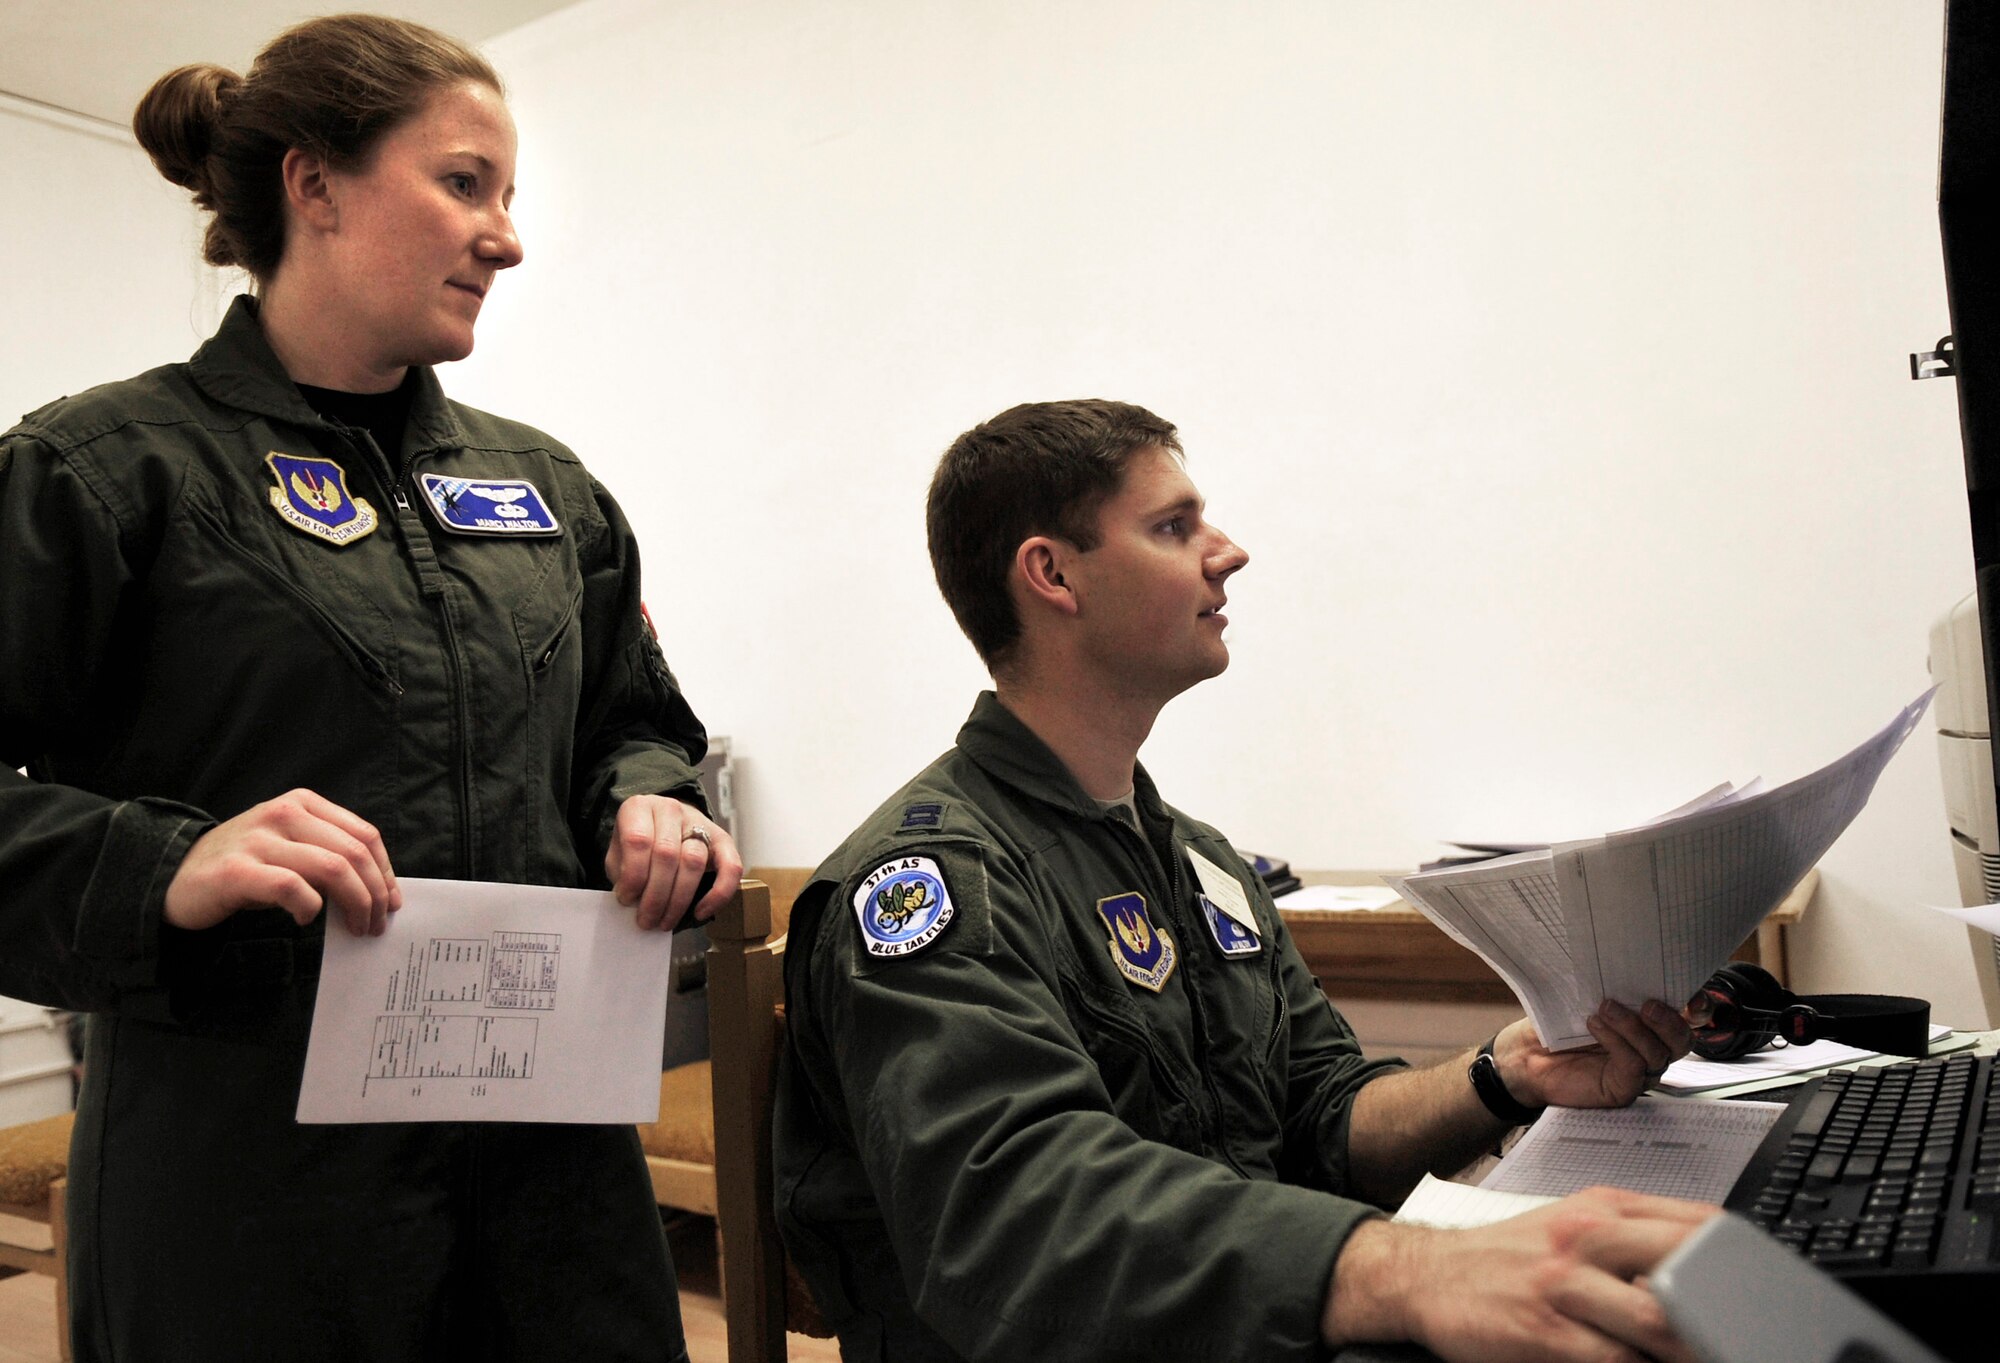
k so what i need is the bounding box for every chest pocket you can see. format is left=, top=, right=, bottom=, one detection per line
left=414, top=451, right=586, bottom=655
left=1057, top=972, right=1205, bottom=1151
left=511, top=543, right=583, bottom=693
left=178, top=486, right=403, bottom=690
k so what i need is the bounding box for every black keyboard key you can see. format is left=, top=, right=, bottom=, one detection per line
left=1810, top=1245, right=1888, bottom=1267
left=1789, top=1083, right=1845, bottom=1140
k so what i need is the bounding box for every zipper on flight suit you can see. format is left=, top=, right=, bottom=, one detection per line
left=355, top=428, right=479, bottom=876
left=1105, top=814, right=1247, bottom=1175
left=531, top=594, right=578, bottom=675
left=1264, top=964, right=1290, bottom=1068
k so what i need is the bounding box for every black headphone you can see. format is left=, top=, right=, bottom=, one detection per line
left=1688, top=962, right=1931, bottom=1062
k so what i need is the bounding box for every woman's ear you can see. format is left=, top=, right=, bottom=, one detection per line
left=280, top=147, right=340, bottom=233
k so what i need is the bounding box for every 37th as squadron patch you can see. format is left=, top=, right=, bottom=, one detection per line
left=853, top=856, right=955, bottom=958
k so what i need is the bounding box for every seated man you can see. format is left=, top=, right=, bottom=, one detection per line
left=774, top=399, right=1711, bottom=1363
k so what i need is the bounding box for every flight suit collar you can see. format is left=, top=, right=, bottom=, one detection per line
left=955, top=690, right=1175, bottom=830
left=186, top=295, right=468, bottom=459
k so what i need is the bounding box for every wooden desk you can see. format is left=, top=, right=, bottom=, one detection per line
left=1280, top=868, right=1818, bottom=1006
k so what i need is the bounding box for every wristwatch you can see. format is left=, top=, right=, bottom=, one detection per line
left=1469, top=1035, right=1544, bottom=1126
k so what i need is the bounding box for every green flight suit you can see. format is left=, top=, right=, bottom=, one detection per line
left=0, top=297, right=702, bottom=1362
left=775, top=693, right=1409, bottom=1363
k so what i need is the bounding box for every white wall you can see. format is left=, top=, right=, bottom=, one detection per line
left=0, top=100, right=231, bottom=419
left=7, top=2, right=1987, bottom=1024
left=461, top=0, right=1980, bottom=1022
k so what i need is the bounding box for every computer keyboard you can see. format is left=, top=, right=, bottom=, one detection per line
left=1723, top=1051, right=1998, bottom=1359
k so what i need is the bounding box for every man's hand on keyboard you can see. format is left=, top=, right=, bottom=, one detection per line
left=1500, top=1000, right=1694, bottom=1110
left=1322, top=1188, right=1718, bottom=1363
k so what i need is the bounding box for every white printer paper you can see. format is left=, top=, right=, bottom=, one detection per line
left=297, top=877, right=674, bottom=1124
left=1480, top=1097, right=1784, bottom=1204
left=1929, top=901, right=2000, bottom=935
left=1394, top=1173, right=1555, bottom=1229
left=1390, top=692, right=1932, bottom=1049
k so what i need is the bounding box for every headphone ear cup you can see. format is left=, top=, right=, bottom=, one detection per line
left=1690, top=962, right=1791, bottom=1061
left=1714, top=961, right=1785, bottom=1003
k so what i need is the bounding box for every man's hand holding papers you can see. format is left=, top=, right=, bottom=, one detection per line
left=1388, top=692, right=1934, bottom=1050
left=1503, top=998, right=1693, bottom=1108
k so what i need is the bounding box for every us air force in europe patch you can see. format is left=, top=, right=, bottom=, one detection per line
left=265, top=452, right=378, bottom=546
left=853, top=856, right=956, bottom=958
left=1097, top=892, right=1177, bottom=991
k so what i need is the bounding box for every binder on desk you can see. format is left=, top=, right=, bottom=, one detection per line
left=1240, top=852, right=1301, bottom=899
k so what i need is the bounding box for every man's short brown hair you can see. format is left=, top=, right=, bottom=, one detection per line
left=926, top=400, right=1181, bottom=671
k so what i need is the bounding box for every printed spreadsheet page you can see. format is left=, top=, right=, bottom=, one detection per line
left=297, top=877, right=677, bottom=1123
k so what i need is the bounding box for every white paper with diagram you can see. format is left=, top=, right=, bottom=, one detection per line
left=297, top=877, right=674, bottom=1124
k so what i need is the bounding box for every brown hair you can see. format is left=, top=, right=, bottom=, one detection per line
left=132, top=13, right=502, bottom=279
left=927, top=400, right=1182, bottom=671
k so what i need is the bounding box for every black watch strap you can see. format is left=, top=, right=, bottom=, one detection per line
left=1469, top=1036, right=1543, bottom=1126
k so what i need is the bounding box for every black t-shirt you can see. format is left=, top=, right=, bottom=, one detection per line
left=296, top=373, right=416, bottom=467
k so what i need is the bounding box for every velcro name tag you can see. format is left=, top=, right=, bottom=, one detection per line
left=419, top=474, right=562, bottom=536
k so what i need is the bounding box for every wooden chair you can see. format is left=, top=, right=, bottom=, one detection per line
left=639, top=879, right=828, bottom=1361
left=639, top=869, right=816, bottom=1227
left=640, top=1064, right=720, bottom=1221
left=0, top=1109, right=72, bottom=1362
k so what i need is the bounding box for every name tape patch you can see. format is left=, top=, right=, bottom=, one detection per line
left=419, top=474, right=561, bottom=536
left=1200, top=895, right=1262, bottom=956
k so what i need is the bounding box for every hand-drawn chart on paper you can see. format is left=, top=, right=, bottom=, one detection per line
left=299, top=879, right=681, bottom=1124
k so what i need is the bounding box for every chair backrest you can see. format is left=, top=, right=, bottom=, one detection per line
left=705, top=880, right=793, bottom=1363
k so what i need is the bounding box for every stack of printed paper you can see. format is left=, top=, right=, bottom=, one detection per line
left=1387, top=692, right=1933, bottom=1050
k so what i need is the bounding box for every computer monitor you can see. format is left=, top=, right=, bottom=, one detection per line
left=1931, top=0, right=2000, bottom=1027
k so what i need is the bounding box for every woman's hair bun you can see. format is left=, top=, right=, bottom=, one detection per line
left=132, top=64, right=242, bottom=197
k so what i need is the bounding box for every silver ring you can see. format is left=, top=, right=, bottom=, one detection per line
left=681, top=826, right=712, bottom=848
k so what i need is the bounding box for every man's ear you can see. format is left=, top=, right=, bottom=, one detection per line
left=1015, top=536, right=1080, bottom=618
left=281, top=147, right=340, bottom=233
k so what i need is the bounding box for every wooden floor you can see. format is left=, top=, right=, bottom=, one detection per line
left=0, top=1214, right=840, bottom=1362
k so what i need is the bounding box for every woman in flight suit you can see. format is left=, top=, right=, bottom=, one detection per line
left=0, top=14, right=736, bottom=1361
